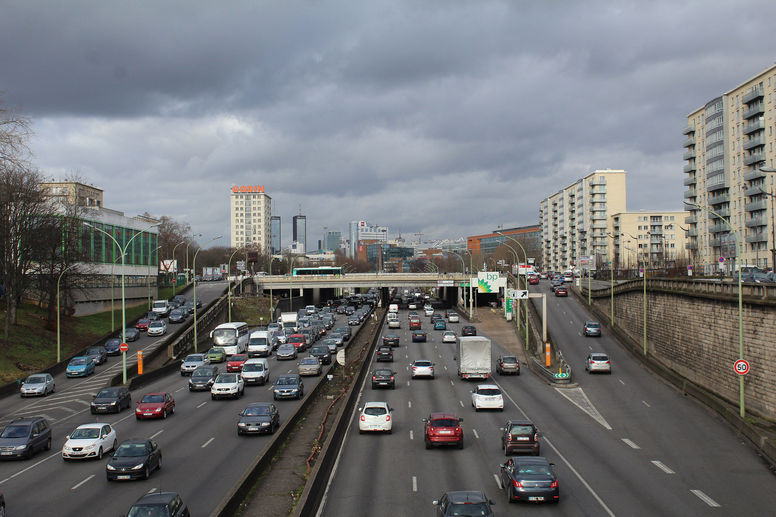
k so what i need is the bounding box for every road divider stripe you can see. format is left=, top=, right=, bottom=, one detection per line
left=412, top=476, right=417, bottom=492
left=621, top=438, right=640, bottom=449
left=651, top=460, right=675, bottom=474
left=642, top=400, right=651, bottom=407
left=409, top=430, right=414, bottom=440
left=71, top=474, right=94, bottom=490
left=459, top=400, right=464, bottom=407
left=408, top=401, right=411, bottom=408
left=691, top=489, right=720, bottom=507
left=150, top=429, right=164, bottom=439
left=0, top=451, right=60, bottom=486
left=201, top=437, right=214, bottom=448
left=472, top=429, right=479, bottom=439
left=493, top=474, right=501, bottom=489
left=197, top=401, right=207, bottom=408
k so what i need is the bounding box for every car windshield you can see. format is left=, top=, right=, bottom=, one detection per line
left=70, top=428, right=100, bottom=439
left=208, top=348, right=224, bottom=355
left=26, top=375, right=46, bottom=384
left=446, top=502, right=490, bottom=516
left=509, top=425, right=534, bottom=435
left=276, top=377, right=297, bottom=385
left=140, top=394, right=164, bottom=403
left=86, top=348, right=101, bottom=354
left=431, top=419, right=458, bottom=427
left=591, top=355, right=609, bottom=361
left=364, top=407, right=387, bottom=416
left=128, top=504, right=169, bottom=517
left=216, top=374, right=237, bottom=383
left=70, top=358, right=86, bottom=365
left=244, top=406, right=271, bottom=416
left=414, top=361, right=432, bottom=367
left=517, top=465, right=552, bottom=476
left=587, top=322, right=600, bottom=328
left=186, top=355, right=204, bottom=362
left=96, top=389, right=118, bottom=398
left=375, top=370, right=392, bottom=376
left=301, top=358, right=318, bottom=365
left=192, top=369, right=214, bottom=377
left=149, top=321, right=163, bottom=328
left=212, top=329, right=237, bottom=345
left=1, top=425, right=29, bottom=438
left=115, top=443, right=148, bottom=457
left=229, top=356, right=247, bottom=362
left=249, top=337, right=267, bottom=346
left=477, top=389, right=501, bottom=396
left=502, top=357, right=517, bottom=364
left=242, top=363, right=264, bottom=372
left=311, top=347, right=327, bottom=354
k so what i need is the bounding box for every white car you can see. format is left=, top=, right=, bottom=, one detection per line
left=358, top=402, right=393, bottom=434
left=586, top=353, right=612, bottom=374
left=211, top=373, right=245, bottom=400
left=388, top=319, right=401, bottom=329
left=442, top=331, right=457, bottom=343
left=471, top=384, right=504, bottom=411
left=411, top=359, right=435, bottom=379
left=448, top=313, right=460, bottom=323
left=408, top=302, right=418, bottom=310
left=147, top=320, right=167, bottom=336
left=62, top=423, right=117, bottom=460
left=424, top=307, right=434, bottom=317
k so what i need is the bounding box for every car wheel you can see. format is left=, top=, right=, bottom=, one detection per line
left=112, top=439, right=117, bottom=452
left=157, top=455, right=162, bottom=470
left=516, top=371, right=520, bottom=376
left=162, top=410, right=167, bottom=419
left=457, top=439, right=464, bottom=450
left=425, top=439, right=432, bottom=450
left=359, top=429, right=365, bottom=435
left=97, top=447, right=103, bottom=460
left=212, top=395, right=216, bottom=400
left=51, top=384, right=55, bottom=393
left=273, top=394, right=278, bottom=401
left=45, top=437, right=51, bottom=451
left=143, top=465, right=151, bottom=480
left=90, top=409, right=96, bottom=415
left=170, top=406, right=175, bottom=415
left=136, top=416, right=141, bottom=420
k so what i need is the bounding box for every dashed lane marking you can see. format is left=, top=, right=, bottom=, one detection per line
left=642, top=400, right=651, bottom=408
left=71, top=474, right=94, bottom=490
left=201, top=437, right=214, bottom=448
left=0, top=451, right=60, bottom=486
left=408, top=401, right=411, bottom=408
left=150, top=429, right=164, bottom=439
left=618, top=379, right=625, bottom=385
left=493, top=474, right=502, bottom=490
left=621, top=438, right=640, bottom=449
left=409, top=430, right=414, bottom=440
left=472, top=429, right=479, bottom=439
left=651, top=460, right=675, bottom=474
left=412, top=476, right=417, bottom=492
left=459, top=400, right=464, bottom=407
left=196, top=402, right=207, bottom=408
left=691, top=490, right=720, bottom=507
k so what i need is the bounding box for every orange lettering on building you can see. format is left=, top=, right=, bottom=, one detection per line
left=231, top=185, right=265, bottom=193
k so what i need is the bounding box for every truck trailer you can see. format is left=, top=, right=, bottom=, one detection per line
left=457, top=336, right=492, bottom=380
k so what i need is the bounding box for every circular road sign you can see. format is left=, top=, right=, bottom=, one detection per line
left=119, top=342, right=129, bottom=353
left=719, top=257, right=725, bottom=263
left=734, top=359, right=750, bottom=376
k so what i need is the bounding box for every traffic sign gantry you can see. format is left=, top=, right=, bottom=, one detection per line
left=119, top=342, right=129, bottom=353
left=734, top=359, right=750, bottom=375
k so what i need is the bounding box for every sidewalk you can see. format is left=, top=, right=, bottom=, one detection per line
left=475, top=308, right=530, bottom=365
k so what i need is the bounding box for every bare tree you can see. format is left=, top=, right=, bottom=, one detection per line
left=0, top=99, right=31, bottom=168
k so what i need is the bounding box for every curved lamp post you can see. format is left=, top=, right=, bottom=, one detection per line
left=192, top=235, right=223, bottom=352
left=147, top=245, right=162, bottom=310
left=185, top=233, right=203, bottom=284
left=460, top=249, right=474, bottom=319
left=84, top=221, right=160, bottom=384
left=227, top=247, right=241, bottom=323
left=171, top=240, right=186, bottom=296
left=57, top=263, right=78, bottom=362
left=497, top=232, right=530, bottom=347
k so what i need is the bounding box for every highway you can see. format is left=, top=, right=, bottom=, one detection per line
left=0, top=282, right=356, bottom=515
left=318, top=283, right=776, bottom=517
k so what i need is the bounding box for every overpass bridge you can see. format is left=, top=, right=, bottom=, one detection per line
left=252, top=272, right=469, bottom=289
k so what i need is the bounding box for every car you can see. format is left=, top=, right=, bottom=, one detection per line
left=152, top=299, right=171, bottom=318
left=188, top=365, right=219, bottom=391
left=147, top=319, right=168, bottom=336
left=388, top=318, right=401, bottom=329
left=126, top=491, right=190, bottom=517
left=310, top=345, right=332, bottom=365
left=335, top=326, right=351, bottom=341
left=471, top=384, right=504, bottom=411
left=407, top=311, right=419, bottom=320
left=276, top=343, right=298, bottom=360
left=448, top=313, right=460, bottom=323
left=241, top=358, right=270, bottom=385
left=168, top=308, right=189, bottom=323
left=238, top=402, right=280, bottom=436
left=328, top=332, right=345, bottom=346
left=424, top=307, right=435, bottom=316
left=62, top=423, right=117, bottom=461
left=411, top=359, right=435, bottom=379
left=84, top=346, right=107, bottom=365
left=123, top=328, right=140, bottom=342
left=182, top=301, right=196, bottom=315
left=135, top=392, right=175, bottom=419
left=499, top=456, right=559, bottom=503
left=226, top=354, right=250, bottom=372
left=528, top=275, right=540, bottom=285
left=20, top=373, right=55, bottom=397
left=539, top=272, right=548, bottom=279
left=0, top=417, right=52, bottom=459
left=433, top=319, right=447, bottom=330
left=376, top=346, right=394, bottom=362
left=206, top=347, right=227, bottom=363
left=106, top=439, right=162, bottom=481
left=104, top=338, right=122, bottom=356
left=319, top=338, right=338, bottom=354
left=211, top=373, right=245, bottom=399
left=412, top=330, right=427, bottom=342
left=347, top=315, right=360, bottom=326
left=172, top=294, right=187, bottom=305
left=586, top=353, right=612, bottom=374
left=135, top=318, right=151, bottom=331
left=180, top=353, right=210, bottom=376
left=91, top=386, right=132, bottom=413
left=298, top=357, right=322, bottom=376
left=409, top=318, right=422, bottom=330
left=496, top=354, right=520, bottom=375
left=382, top=334, right=400, bottom=347
left=433, top=490, right=496, bottom=517
left=554, top=286, right=568, bottom=297
left=423, top=412, right=464, bottom=449
left=583, top=321, right=602, bottom=337
left=461, top=325, right=477, bottom=336
left=500, top=419, right=541, bottom=456
left=442, top=331, right=457, bottom=343
left=358, top=402, right=393, bottom=434
left=273, top=374, right=304, bottom=400
left=371, top=368, right=396, bottom=389
left=408, top=301, right=418, bottom=310
left=287, top=334, right=307, bottom=352
left=66, top=356, right=95, bottom=377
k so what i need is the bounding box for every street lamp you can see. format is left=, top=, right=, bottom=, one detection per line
left=497, top=232, right=530, bottom=347
left=186, top=233, right=203, bottom=284
left=757, top=166, right=776, bottom=269
left=147, top=245, right=162, bottom=310
left=171, top=240, right=186, bottom=296
left=605, top=232, right=621, bottom=327
left=84, top=221, right=161, bottom=384
left=57, top=264, right=78, bottom=362
left=685, top=201, right=746, bottom=418
left=458, top=248, right=475, bottom=320
left=192, top=235, right=223, bottom=352
left=227, top=247, right=242, bottom=322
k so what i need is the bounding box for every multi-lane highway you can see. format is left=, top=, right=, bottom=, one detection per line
left=319, top=283, right=776, bottom=516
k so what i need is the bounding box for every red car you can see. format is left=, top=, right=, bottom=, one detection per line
left=555, top=287, right=568, bottom=297
left=288, top=334, right=307, bottom=352
left=423, top=412, right=464, bottom=449
left=528, top=275, right=539, bottom=285
left=409, top=318, right=421, bottom=330
left=135, top=392, right=175, bottom=420
left=135, top=318, right=151, bottom=331
left=227, top=354, right=249, bottom=372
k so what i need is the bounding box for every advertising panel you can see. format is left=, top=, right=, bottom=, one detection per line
left=477, top=272, right=506, bottom=293
left=160, top=259, right=177, bottom=273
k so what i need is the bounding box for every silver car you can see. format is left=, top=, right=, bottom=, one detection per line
left=585, top=353, right=612, bottom=374
left=276, top=343, right=297, bottom=360
left=20, top=374, right=55, bottom=397
left=147, top=320, right=168, bottom=336
left=180, top=353, right=209, bottom=376
left=298, top=357, right=322, bottom=376
left=411, top=359, right=435, bottom=379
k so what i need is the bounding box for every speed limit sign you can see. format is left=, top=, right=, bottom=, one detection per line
left=734, top=359, right=750, bottom=376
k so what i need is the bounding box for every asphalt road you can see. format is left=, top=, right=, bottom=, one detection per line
left=318, top=286, right=776, bottom=517
left=0, top=284, right=358, bottom=515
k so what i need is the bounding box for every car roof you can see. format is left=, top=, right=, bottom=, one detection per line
left=428, top=412, right=458, bottom=420
left=75, top=422, right=109, bottom=429
left=476, top=384, right=500, bottom=390
left=142, top=392, right=167, bottom=396
left=506, top=418, right=535, bottom=426
left=245, top=402, right=272, bottom=408
left=363, top=401, right=389, bottom=408
left=244, top=358, right=267, bottom=364
left=133, top=491, right=179, bottom=505
left=446, top=490, right=488, bottom=504
left=511, top=456, right=551, bottom=466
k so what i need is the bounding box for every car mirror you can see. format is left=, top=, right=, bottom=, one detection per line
left=66, top=435, right=70, bottom=440
left=357, top=407, right=362, bottom=412
left=136, top=400, right=140, bottom=404
left=92, top=394, right=97, bottom=398
left=549, top=462, right=555, bottom=467
left=421, top=418, right=428, bottom=423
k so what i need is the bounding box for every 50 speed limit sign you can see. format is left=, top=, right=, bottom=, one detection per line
left=733, top=359, right=750, bottom=376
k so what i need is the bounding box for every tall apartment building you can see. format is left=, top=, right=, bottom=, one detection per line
left=229, top=185, right=272, bottom=252
left=684, top=64, right=776, bottom=272
left=611, top=211, right=689, bottom=269
left=540, top=169, right=627, bottom=272
left=270, top=216, right=281, bottom=255
left=292, top=214, right=307, bottom=253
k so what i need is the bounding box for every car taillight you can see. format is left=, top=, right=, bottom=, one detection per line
left=606, top=360, right=611, bottom=364
left=372, top=376, right=376, bottom=380
left=534, top=433, right=539, bottom=442
left=412, top=366, right=418, bottom=370
left=512, top=479, right=523, bottom=488
left=550, top=480, right=558, bottom=488
left=360, top=415, right=365, bottom=421
left=390, top=376, right=394, bottom=380
left=507, top=433, right=512, bottom=441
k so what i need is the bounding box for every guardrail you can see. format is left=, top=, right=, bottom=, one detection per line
left=530, top=356, right=572, bottom=384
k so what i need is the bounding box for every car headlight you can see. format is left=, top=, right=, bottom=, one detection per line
left=131, top=463, right=145, bottom=470
left=154, top=408, right=161, bottom=412
left=110, top=401, right=117, bottom=405
left=106, top=464, right=116, bottom=471
left=238, top=423, right=247, bottom=427
left=83, top=444, right=97, bottom=451
left=14, top=445, right=27, bottom=450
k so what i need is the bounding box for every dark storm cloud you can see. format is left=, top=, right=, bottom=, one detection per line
left=4, top=0, right=776, bottom=244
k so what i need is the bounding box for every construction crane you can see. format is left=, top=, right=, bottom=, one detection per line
left=414, top=232, right=424, bottom=245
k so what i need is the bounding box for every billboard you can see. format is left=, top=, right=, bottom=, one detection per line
left=160, top=259, right=177, bottom=273
left=476, top=272, right=506, bottom=293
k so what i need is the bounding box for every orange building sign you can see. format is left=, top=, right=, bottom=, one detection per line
left=232, top=185, right=265, bottom=193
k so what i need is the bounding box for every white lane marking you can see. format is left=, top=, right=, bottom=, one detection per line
left=459, top=400, right=464, bottom=407
left=147, top=487, right=157, bottom=494
left=493, top=474, right=502, bottom=490
left=589, top=345, right=593, bottom=350
left=196, top=401, right=207, bottom=408
left=412, top=476, right=418, bottom=492
left=444, top=365, right=448, bottom=370
left=651, top=460, right=675, bottom=474
left=408, top=401, right=412, bottom=408
left=554, top=387, right=612, bottom=430
left=175, top=387, right=184, bottom=392
left=58, top=407, right=77, bottom=414
left=472, top=429, right=479, bottom=439
left=642, top=400, right=651, bottom=408
left=72, top=399, right=91, bottom=407
left=691, top=489, right=720, bottom=507
left=407, top=381, right=411, bottom=386
left=618, top=379, right=625, bottom=385
left=409, top=430, right=414, bottom=440
left=0, top=452, right=60, bottom=486
left=405, top=354, right=408, bottom=359
left=201, top=437, right=214, bottom=448
left=450, top=380, right=455, bottom=386
left=621, top=438, right=640, bottom=449
left=149, top=429, right=164, bottom=439
left=71, top=474, right=94, bottom=490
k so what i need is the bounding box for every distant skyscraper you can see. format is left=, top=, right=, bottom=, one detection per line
left=348, top=220, right=388, bottom=258
left=323, top=231, right=341, bottom=252
left=293, top=214, right=307, bottom=253
left=271, top=216, right=281, bottom=255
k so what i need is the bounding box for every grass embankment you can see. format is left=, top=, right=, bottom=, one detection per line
left=230, top=296, right=273, bottom=326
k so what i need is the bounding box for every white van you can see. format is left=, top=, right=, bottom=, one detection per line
left=248, top=330, right=272, bottom=357
left=388, top=303, right=399, bottom=313
left=209, top=322, right=249, bottom=355
left=241, top=358, right=270, bottom=385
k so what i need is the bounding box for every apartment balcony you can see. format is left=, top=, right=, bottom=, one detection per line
left=743, top=85, right=764, bottom=104
left=682, top=125, right=695, bottom=135
left=716, top=207, right=730, bottom=218
left=590, top=177, right=607, bottom=186
left=743, top=103, right=765, bottom=119
left=746, top=231, right=768, bottom=243
left=745, top=199, right=768, bottom=212
left=683, top=163, right=696, bottom=173
left=683, top=188, right=696, bottom=199
left=682, top=150, right=696, bottom=160
left=592, top=222, right=607, bottom=229
left=683, top=136, right=696, bottom=148
left=743, top=119, right=765, bottom=135
left=707, top=181, right=728, bottom=192
left=685, top=215, right=697, bottom=224
left=688, top=228, right=698, bottom=237
left=708, top=193, right=730, bottom=205
left=745, top=216, right=766, bottom=228
left=709, top=237, right=723, bottom=247
left=686, top=241, right=698, bottom=250
left=744, top=168, right=767, bottom=181
left=743, top=136, right=765, bottom=151
left=709, top=222, right=728, bottom=233
left=744, top=185, right=764, bottom=197
left=744, top=151, right=765, bottom=166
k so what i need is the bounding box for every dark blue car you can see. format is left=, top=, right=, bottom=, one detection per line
left=66, top=357, right=95, bottom=378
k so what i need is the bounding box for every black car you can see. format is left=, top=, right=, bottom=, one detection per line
left=182, top=301, right=196, bottom=315
left=273, top=374, right=304, bottom=400
left=371, top=368, right=396, bottom=389
left=500, top=419, right=540, bottom=456
left=433, top=491, right=495, bottom=516
left=382, top=334, right=400, bottom=347
left=104, top=338, right=122, bottom=356
left=188, top=366, right=219, bottom=391
left=334, top=326, right=351, bottom=341
left=84, top=346, right=107, bottom=366
left=127, top=491, right=190, bottom=517
left=123, top=328, right=140, bottom=342
left=237, top=402, right=280, bottom=435
left=310, top=345, right=332, bottom=365
left=171, top=294, right=187, bottom=306
left=376, top=346, right=394, bottom=362
left=499, top=456, right=559, bottom=503
left=0, top=417, right=52, bottom=459
left=106, top=439, right=162, bottom=481
left=412, top=330, right=428, bottom=342
left=168, top=308, right=189, bottom=323
left=461, top=325, right=477, bottom=336
left=91, top=387, right=132, bottom=414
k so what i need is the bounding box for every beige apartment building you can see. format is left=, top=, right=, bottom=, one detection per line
left=229, top=184, right=272, bottom=252
left=611, top=211, right=689, bottom=270
left=684, top=63, right=776, bottom=273
left=540, top=169, right=627, bottom=272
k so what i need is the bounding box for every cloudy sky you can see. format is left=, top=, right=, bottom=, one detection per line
left=2, top=0, right=776, bottom=248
